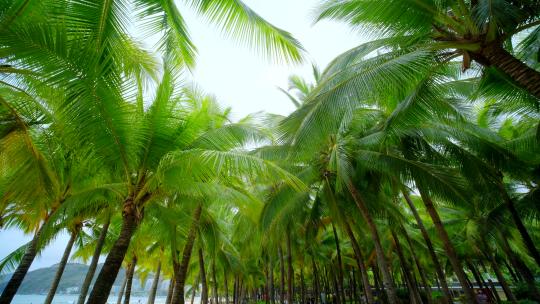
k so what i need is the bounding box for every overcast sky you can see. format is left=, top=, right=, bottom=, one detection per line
left=0, top=0, right=364, bottom=270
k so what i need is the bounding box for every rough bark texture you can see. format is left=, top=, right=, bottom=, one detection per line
left=418, top=190, right=477, bottom=304
left=199, top=248, right=209, bottom=304
left=147, top=261, right=161, bottom=304
left=477, top=43, right=540, bottom=99
left=0, top=223, right=45, bottom=304
left=44, top=227, right=79, bottom=304
left=87, top=199, right=140, bottom=304
left=344, top=221, right=374, bottom=304
left=172, top=204, right=202, bottom=304
left=348, top=183, right=399, bottom=304
left=123, top=256, right=137, bottom=304
left=77, top=218, right=111, bottom=304
left=402, top=190, right=451, bottom=304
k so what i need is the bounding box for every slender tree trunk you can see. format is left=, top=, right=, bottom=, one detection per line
left=331, top=224, right=346, bottom=304
left=279, top=246, right=285, bottom=304
left=417, top=189, right=477, bottom=304
left=269, top=258, right=275, bottom=304
left=172, top=204, right=202, bottom=304
left=344, top=221, right=374, bottom=304
left=212, top=261, right=219, bottom=304
left=147, top=261, right=162, bottom=304
left=311, top=256, right=320, bottom=304
left=331, top=267, right=340, bottom=304
left=500, top=189, right=540, bottom=266
left=87, top=199, right=140, bottom=304
left=77, top=218, right=111, bottom=304
left=286, top=232, right=294, bottom=304
left=224, top=269, right=230, bottom=304
left=477, top=42, right=540, bottom=99
left=117, top=270, right=129, bottom=304
left=44, top=227, right=79, bottom=304
left=400, top=226, right=432, bottom=304
left=199, top=248, right=209, bottom=304
left=0, top=222, right=45, bottom=304
left=191, top=274, right=200, bottom=304
left=501, top=236, right=540, bottom=301
left=371, top=265, right=383, bottom=302
left=123, top=256, right=137, bottom=304
left=300, top=267, right=306, bottom=304
left=166, top=278, right=175, bottom=304
left=348, top=183, right=399, bottom=303
left=391, top=231, right=421, bottom=304
left=478, top=262, right=502, bottom=304
left=350, top=269, right=359, bottom=304
left=401, top=190, right=451, bottom=304
left=489, top=254, right=517, bottom=303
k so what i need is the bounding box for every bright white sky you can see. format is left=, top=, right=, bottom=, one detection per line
left=0, top=0, right=364, bottom=270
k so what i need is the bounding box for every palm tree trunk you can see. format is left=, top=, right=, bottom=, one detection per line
left=268, top=259, right=274, bottom=304
left=477, top=43, right=540, bottom=99
left=279, top=246, right=285, bottom=304
left=77, top=218, right=111, bottom=304
left=212, top=261, right=219, bottom=304
left=500, top=237, right=540, bottom=302
left=500, top=189, right=540, bottom=266
left=117, top=272, right=128, bottom=304
left=489, top=254, right=517, bottom=303
left=123, top=256, right=137, bottom=304
left=172, top=204, right=202, bottom=304
left=44, top=227, right=79, bottom=304
left=147, top=261, right=162, bottom=304
left=87, top=199, right=140, bottom=304
left=401, top=227, right=432, bottom=304
left=331, top=224, right=346, bottom=304
left=224, top=269, right=230, bottom=304
left=347, top=183, right=399, bottom=304
left=417, top=189, right=477, bottom=304
left=391, top=230, right=422, bottom=304
left=344, top=221, right=374, bottom=304
left=311, top=256, right=320, bottom=304
left=401, top=190, right=451, bottom=304
left=478, top=262, right=502, bottom=304
left=166, top=278, right=175, bottom=304
left=300, top=267, right=306, bottom=304
left=0, top=222, right=45, bottom=304
left=199, top=248, right=209, bottom=304
left=285, top=231, right=294, bottom=304
left=191, top=274, right=200, bottom=304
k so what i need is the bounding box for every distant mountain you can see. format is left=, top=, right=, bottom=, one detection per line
left=0, top=263, right=164, bottom=295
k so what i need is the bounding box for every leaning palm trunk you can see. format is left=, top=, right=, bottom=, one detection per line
left=285, top=231, right=294, bottom=304
left=279, top=246, right=285, bottom=304
left=124, top=256, right=138, bottom=304
left=117, top=271, right=129, bottom=304
left=44, top=227, right=79, bottom=304
left=417, top=190, right=477, bottom=303
left=172, top=204, right=202, bottom=304
left=331, top=224, right=345, bottom=304
left=147, top=261, right=162, bottom=304
left=475, top=43, right=540, bottom=99
left=489, top=254, right=517, bottom=303
left=401, top=190, right=451, bottom=304
left=165, top=278, right=175, bottom=304
left=199, top=247, right=209, bottom=304
left=0, top=219, right=47, bottom=304
left=212, top=261, right=218, bottom=304
left=347, top=183, right=399, bottom=304
left=344, top=221, right=374, bottom=304
left=87, top=199, right=140, bottom=304
left=400, top=226, right=433, bottom=304
left=77, top=218, right=111, bottom=304
left=499, top=188, right=540, bottom=266
left=391, top=230, right=421, bottom=304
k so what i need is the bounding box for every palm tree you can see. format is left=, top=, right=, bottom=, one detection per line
left=316, top=0, right=540, bottom=99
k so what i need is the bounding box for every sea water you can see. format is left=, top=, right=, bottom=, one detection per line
left=10, top=295, right=195, bottom=304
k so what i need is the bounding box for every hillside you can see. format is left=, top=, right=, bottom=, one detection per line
left=0, top=263, right=156, bottom=295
